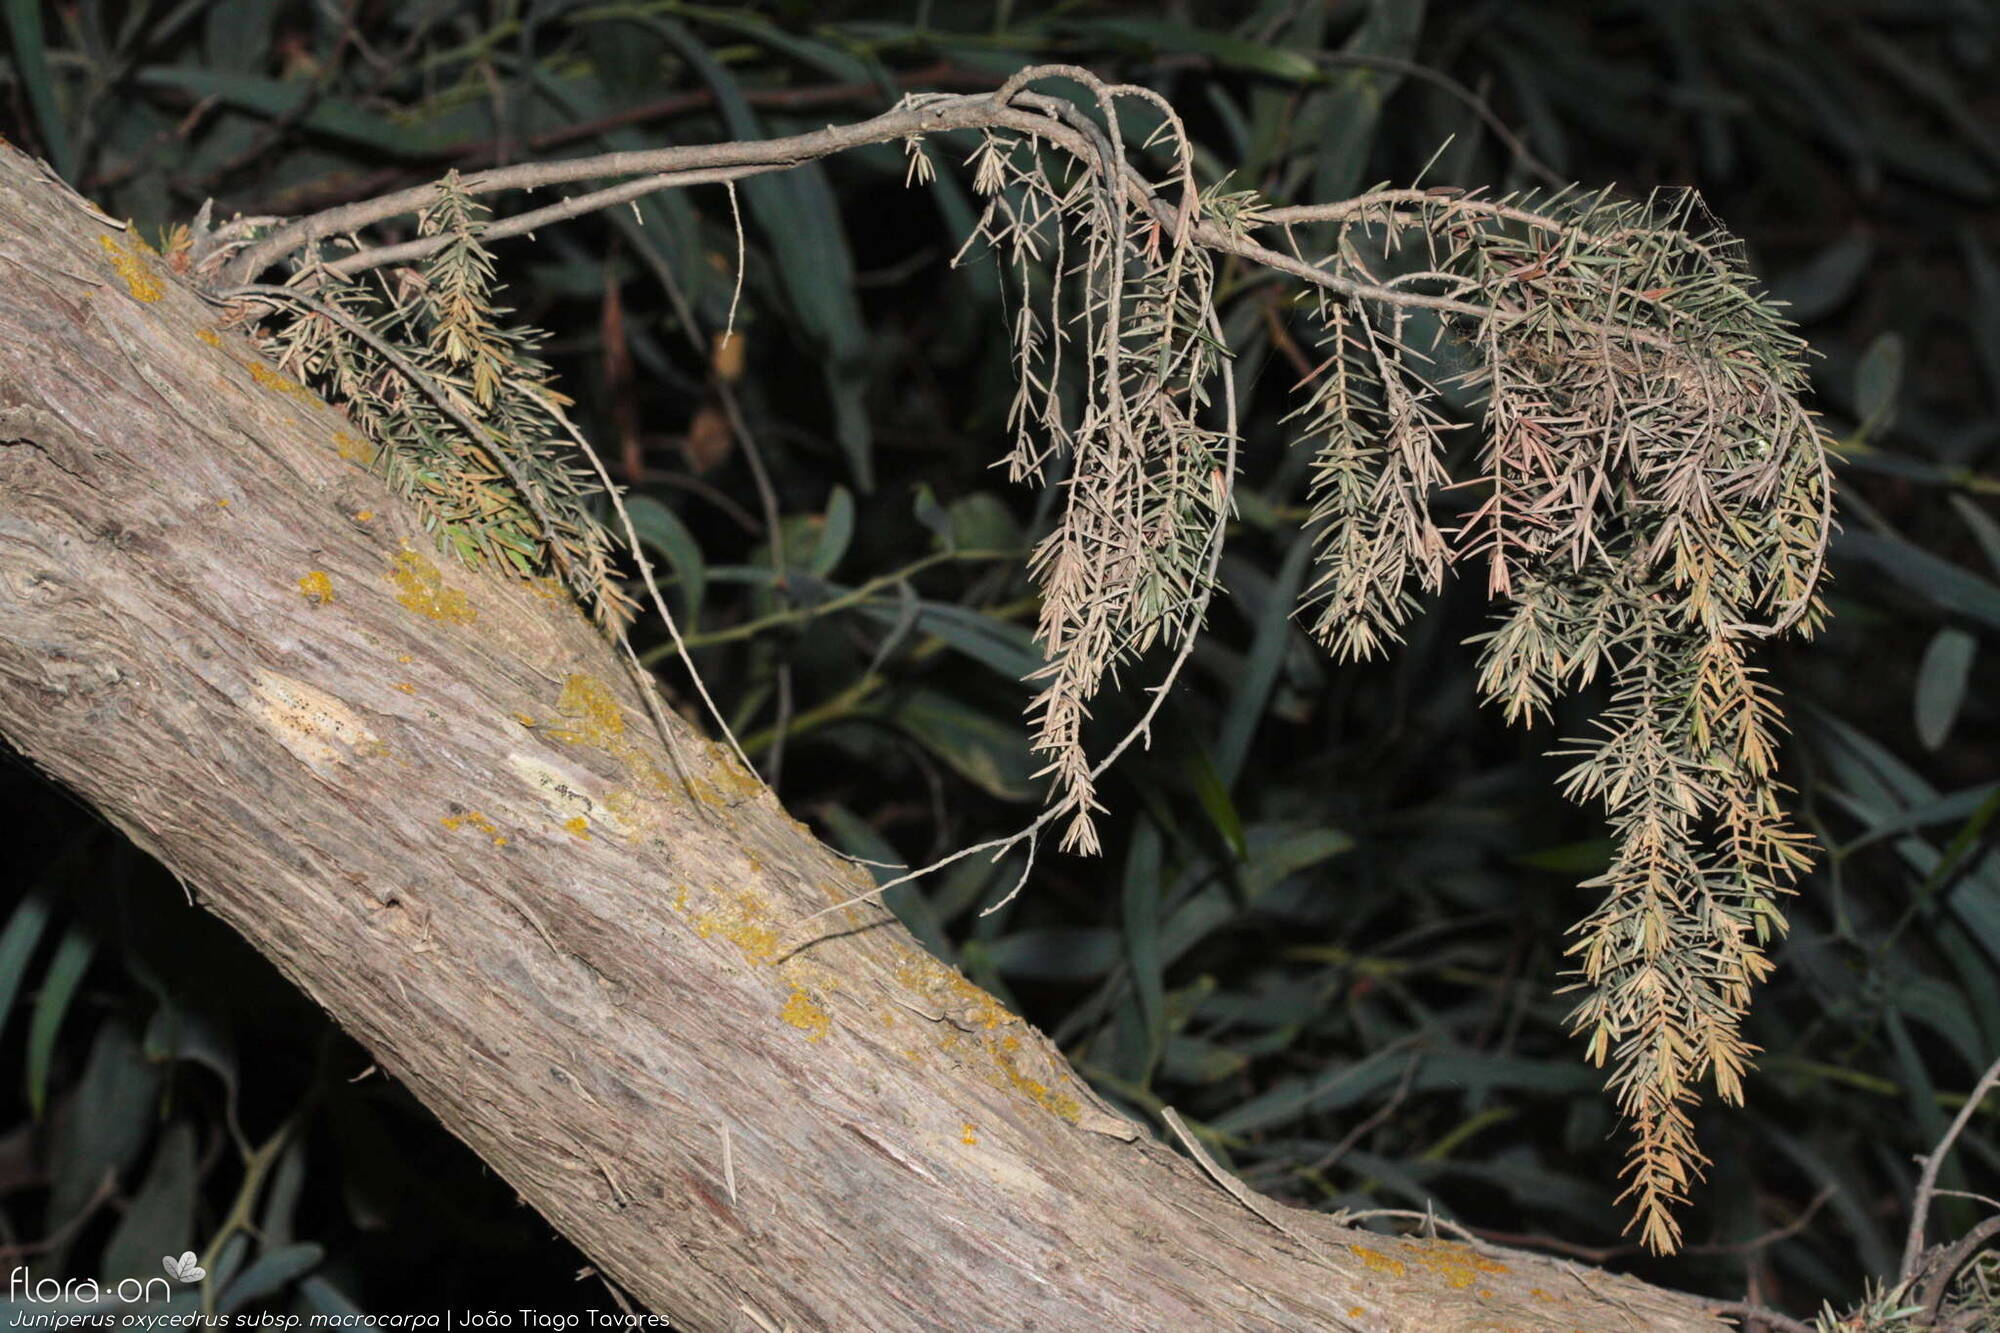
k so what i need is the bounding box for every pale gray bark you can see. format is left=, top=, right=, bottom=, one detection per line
left=0, top=142, right=1732, bottom=1333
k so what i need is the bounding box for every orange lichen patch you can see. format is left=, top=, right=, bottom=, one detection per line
left=893, top=949, right=1083, bottom=1124
left=532, top=675, right=757, bottom=824
left=353, top=510, right=374, bottom=522
left=894, top=951, right=1013, bottom=1031
left=441, top=809, right=508, bottom=846
left=960, top=1123, right=978, bottom=1145
left=602, top=788, right=644, bottom=832
left=1347, top=1311, right=1366, bottom=1322
left=215, top=498, right=230, bottom=508
left=544, top=677, right=678, bottom=809
left=563, top=816, right=590, bottom=839
left=986, top=1034, right=1082, bottom=1122
left=196, top=327, right=223, bottom=348
left=333, top=431, right=377, bottom=465
left=684, top=774, right=744, bottom=808
left=697, top=739, right=764, bottom=802
left=297, top=570, right=335, bottom=606
left=692, top=888, right=781, bottom=966
left=550, top=673, right=624, bottom=746
left=247, top=360, right=315, bottom=401
left=779, top=989, right=830, bottom=1042
left=1404, top=1240, right=1508, bottom=1290
left=388, top=548, right=477, bottom=624
left=1350, top=1244, right=1406, bottom=1278
left=395, top=682, right=416, bottom=694
left=98, top=233, right=164, bottom=302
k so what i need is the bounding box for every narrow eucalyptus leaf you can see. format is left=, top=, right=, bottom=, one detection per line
left=1914, top=627, right=1977, bottom=750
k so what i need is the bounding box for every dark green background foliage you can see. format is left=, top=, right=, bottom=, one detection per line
left=2, top=0, right=1995, bottom=1322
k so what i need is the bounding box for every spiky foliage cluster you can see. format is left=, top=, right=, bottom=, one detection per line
left=958, top=117, right=1231, bottom=856
left=1816, top=1248, right=2000, bottom=1333
left=1289, top=186, right=1835, bottom=1251
left=1291, top=294, right=1456, bottom=661
left=263, top=173, right=635, bottom=627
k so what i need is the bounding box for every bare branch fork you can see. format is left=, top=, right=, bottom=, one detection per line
left=207, top=65, right=1837, bottom=1258
left=219, top=82, right=1483, bottom=318
left=1901, top=1053, right=2000, bottom=1280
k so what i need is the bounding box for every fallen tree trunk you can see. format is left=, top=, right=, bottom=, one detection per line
left=0, top=140, right=1732, bottom=1332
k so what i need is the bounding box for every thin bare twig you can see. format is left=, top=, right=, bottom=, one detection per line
left=1702, top=1299, right=1814, bottom=1333
left=1315, top=51, right=1564, bottom=188
left=318, top=163, right=792, bottom=281
left=1904, top=1053, right=2000, bottom=1279
left=1918, top=1212, right=2000, bottom=1324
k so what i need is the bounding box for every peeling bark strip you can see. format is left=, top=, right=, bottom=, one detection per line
left=0, top=143, right=1730, bottom=1332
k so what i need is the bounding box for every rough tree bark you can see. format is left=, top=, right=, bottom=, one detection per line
left=0, top=141, right=1736, bottom=1332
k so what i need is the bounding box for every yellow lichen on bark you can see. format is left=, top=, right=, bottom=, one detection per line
left=247, top=360, right=316, bottom=401
left=1350, top=1244, right=1406, bottom=1277
left=779, top=989, right=831, bottom=1042
left=297, top=570, right=335, bottom=605
left=388, top=548, right=477, bottom=624
left=690, top=887, right=782, bottom=966
left=98, top=233, right=164, bottom=303
left=893, top=948, right=1088, bottom=1124
left=441, top=809, right=508, bottom=846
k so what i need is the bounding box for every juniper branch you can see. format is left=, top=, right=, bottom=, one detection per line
left=215, top=90, right=1491, bottom=324
left=207, top=73, right=1836, bottom=1255
left=216, top=280, right=591, bottom=609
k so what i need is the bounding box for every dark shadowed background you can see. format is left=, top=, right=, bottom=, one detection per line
left=1, top=1, right=1995, bottom=1324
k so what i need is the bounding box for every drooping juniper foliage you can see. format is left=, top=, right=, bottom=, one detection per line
left=942, top=108, right=1832, bottom=1250
left=1285, top=186, right=1833, bottom=1251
